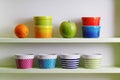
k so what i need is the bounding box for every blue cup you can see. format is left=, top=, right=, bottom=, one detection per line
left=38, top=59, right=56, bottom=69
left=37, top=54, right=57, bottom=69
left=82, top=26, right=101, bottom=38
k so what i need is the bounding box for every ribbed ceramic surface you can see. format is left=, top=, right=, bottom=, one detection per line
left=83, top=59, right=102, bottom=69
left=61, top=59, right=80, bottom=69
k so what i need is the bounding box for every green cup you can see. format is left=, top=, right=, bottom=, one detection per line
left=84, top=59, right=102, bottom=69
left=34, top=16, right=52, bottom=25
left=82, top=54, right=102, bottom=69
left=34, top=20, right=52, bottom=25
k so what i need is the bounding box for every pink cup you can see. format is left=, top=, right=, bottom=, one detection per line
left=15, top=54, right=34, bottom=69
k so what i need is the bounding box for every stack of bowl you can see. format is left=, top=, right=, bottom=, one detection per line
left=33, top=16, right=53, bottom=38
left=81, top=17, right=101, bottom=38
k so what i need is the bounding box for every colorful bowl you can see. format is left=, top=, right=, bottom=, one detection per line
left=82, top=17, right=101, bottom=26
left=59, top=54, right=80, bottom=69
left=34, top=16, right=52, bottom=25
left=37, top=54, right=57, bottom=69
left=15, top=54, right=34, bottom=69
left=34, top=25, right=53, bottom=38
left=82, top=26, right=101, bottom=38
left=81, top=54, right=102, bottom=69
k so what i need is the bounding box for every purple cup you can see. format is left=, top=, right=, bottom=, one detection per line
left=59, top=54, right=80, bottom=69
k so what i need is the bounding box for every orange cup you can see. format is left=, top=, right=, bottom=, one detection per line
left=34, top=26, right=52, bottom=38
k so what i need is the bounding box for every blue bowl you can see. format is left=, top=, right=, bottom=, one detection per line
left=82, top=26, right=101, bottom=38
left=38, top=59, right=56, bottom=69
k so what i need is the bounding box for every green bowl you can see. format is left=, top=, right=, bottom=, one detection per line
left=34, top=20, right=52, bottom=25
left=34, top=16, right=52, bottom=25
left=84, top=59, right=102, bottom=69
left=81, top=54, right=102, bottom=69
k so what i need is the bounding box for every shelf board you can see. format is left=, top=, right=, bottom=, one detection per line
left=0, top=67, right=120, bottom=73
left=0, top=38, right=120, bottom=43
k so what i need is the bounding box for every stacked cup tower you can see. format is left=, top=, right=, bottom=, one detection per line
left=81, top=17, right=101, bottom=38
left=34, top=16, right=53, bottom=38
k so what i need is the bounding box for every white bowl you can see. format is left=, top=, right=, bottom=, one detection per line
left=59, top=54, right=80, bottom=59
left=15, top=54, right=34, bottom=59
left=37, top=54, right=57, bottom=59
left=81, top=54, right=102, bottom=59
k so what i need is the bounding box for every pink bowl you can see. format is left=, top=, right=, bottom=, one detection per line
left=16, top=59, right=33, bottom=69
left=15, top=54, right=34, bottom=69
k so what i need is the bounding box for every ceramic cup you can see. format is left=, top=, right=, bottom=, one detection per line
left=81, top=54, right=102, bottom=69
left=82, top=26, right=101, bottom=38
left=37, top=54, right=57, bottom=69
left=82, top=17, right=101, bottom=26
left=59, top=54, right=80, bottom=69
left=34, top=25, right=53, bottom=38
left=15, top=54, right=34, bottom=69
left=34, top=16, right=52, bottom=25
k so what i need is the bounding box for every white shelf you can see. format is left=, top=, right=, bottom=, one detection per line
left=0, top=67, right=120, bottom=73
left=0, top=38, right=120, bottom=43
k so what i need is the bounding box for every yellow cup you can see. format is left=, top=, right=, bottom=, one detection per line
left=34, top=25, right=53, bottom=38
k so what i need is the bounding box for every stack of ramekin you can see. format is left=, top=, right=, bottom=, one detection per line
left=81, top=17, right=101, bottom=38
left=33, top=16, right=53, bottom=38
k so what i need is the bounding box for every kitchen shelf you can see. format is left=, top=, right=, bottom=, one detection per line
left=0, top=67, right=120, bottom=74
left=0, top=38, right=120, bottom=43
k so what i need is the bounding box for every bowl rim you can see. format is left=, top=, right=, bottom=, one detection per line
left=59, top=53, right=80, bottom=59
left=81, top=54, right=102, bottom=59
left=37, top=54, right=57, bottom=59
left=15, top=54, right=34, bottom=59
left=82, top=17, right=101, bottom=19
